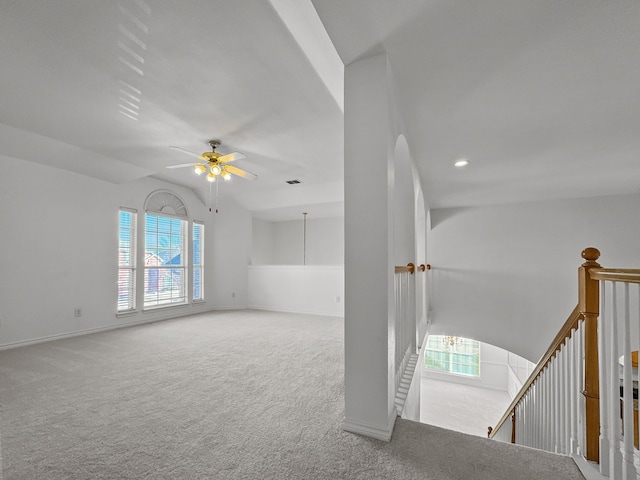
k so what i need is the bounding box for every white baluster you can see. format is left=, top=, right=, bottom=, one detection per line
left=535, top=379, right=541, bottom=449
left=578, top=319, right=586, bottom=456
left=515, top=405, right=521, bottom=444
left=547, top=360, right=553, bottom=451
left=516, top=405, right=521, bottom=445
left=532, top=387, right=536, bottom=448
left=569, top=329, right=577, bottom=454
left=559, top=347, right=566, bottom=454
left=523, top=393, right=529, bottom=446
left=610, top=282, right=623, bottom=479
left=553, top=354, right=559, bottom=453
left=547, top=362, right=553, bottom=451
left=600, top=283, right=611, bottom=475
left=564, top=337, right=573, bottom=455
left=528, top=389, right=533, bottom=447
left=622, top=282, right=635, bottom=479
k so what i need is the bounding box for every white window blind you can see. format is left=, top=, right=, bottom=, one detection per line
left=193, top=221, right=204, bottom=301
left=144, top=213, right=186, bottom=308
left=118, top=209, right=137, bottom=312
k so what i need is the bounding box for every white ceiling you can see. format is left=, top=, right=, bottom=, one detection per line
left=0, top=0, right=344, bottom=221
left=313, top=0, right=640, bottom=208
left=2, top=1, right=639, bottom=219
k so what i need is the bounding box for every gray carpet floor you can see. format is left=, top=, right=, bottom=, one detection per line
left=0, top=310, right=584, bottom=479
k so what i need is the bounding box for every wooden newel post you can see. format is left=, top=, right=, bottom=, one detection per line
left=579, top=247, right=601, bottom=462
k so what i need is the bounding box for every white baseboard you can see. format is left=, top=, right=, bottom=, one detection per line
left=571, top=454, right=607, bottom=480
left=247, top=305, right=344, bottom=318
left=342, top=409, right=397, bottom=442
left=0, top=304, right=248, bottom=351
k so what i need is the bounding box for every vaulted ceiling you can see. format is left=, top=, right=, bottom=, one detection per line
left=2, top=1, right=638, bottom=219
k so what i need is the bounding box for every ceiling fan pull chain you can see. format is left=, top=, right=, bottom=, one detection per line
left=215, top=178, right=220, bottom=213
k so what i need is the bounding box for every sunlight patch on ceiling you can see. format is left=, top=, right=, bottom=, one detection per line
left=117, top=0, right=151, bottom=121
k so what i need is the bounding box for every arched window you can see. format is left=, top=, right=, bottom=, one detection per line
left=117, top=190, right=204, bottom=313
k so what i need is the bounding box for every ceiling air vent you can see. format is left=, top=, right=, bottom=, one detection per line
left=286, top=179, right=301, bottom=185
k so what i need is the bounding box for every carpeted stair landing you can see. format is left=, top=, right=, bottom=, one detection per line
left=0, top=310, right=584, bottom=479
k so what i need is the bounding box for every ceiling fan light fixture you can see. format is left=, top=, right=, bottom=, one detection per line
left=168, top=140, right=257, bottom=184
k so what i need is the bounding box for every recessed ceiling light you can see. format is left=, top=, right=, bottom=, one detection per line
left=454, top=159, right=469, bottom=168
left=286, top=179, right=301, bottom=185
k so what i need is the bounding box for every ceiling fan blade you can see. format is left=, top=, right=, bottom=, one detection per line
left=225, top=164, right=258, bottom=181
left=169, top=145, right=206, bottom=160
left=166, top=162, right=198, bottom=169
left=217, top=152, right=246, bottom=164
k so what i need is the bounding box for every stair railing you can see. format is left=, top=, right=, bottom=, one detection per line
left=591, top=265, right=640, bottom=478
left=489, top=248, right=640, bottom=479
left=488, top=304, right=588, bottom=453
left=394, top=263, right=432, bottom=413
left=394, top=263, right=417, bottom=402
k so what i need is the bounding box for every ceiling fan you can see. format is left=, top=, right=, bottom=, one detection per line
left=167, top=140, right=257, bottom=182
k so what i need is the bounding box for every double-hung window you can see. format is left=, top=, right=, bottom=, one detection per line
left=118, top=208, right=137, bottom=312
left=192, top=221, right=204, bottom=302
left=144, top=213, right=187, bottom=308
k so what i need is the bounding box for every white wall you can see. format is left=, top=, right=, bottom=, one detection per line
left=506, top=351, right=535, bottom=398
left=251, top=218, right=276, bottom=265
left=247, top=265, right=343, bottom=316
left=0, top=157, right=252, bottom=348
left=252, top=216, right=344, bottom=265
left=428, top=193, right=640, bottom=362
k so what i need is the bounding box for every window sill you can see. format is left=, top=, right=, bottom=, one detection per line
left=116, top=309, right=138, bottom=318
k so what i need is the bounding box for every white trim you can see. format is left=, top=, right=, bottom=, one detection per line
left=0, top=304, right=245, bottom=351
left=571, top=454, right=607, bottom=480
left=342, top=408, right=398, bottom=442
left=0, top=316, right=172, bottom=351
left=247, top=305, right=344, bottom=318
left=248, top=265, right=343, bottom=271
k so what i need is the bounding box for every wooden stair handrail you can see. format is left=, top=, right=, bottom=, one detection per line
left=395, top=263, right=415, bottom=274
left=489, top=305, right=582, bottom=439
left=590, top=268, right=640, bottom=284
left=395, top=263, right=431, bottom=274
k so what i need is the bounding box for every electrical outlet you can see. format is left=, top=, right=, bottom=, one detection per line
left=336, top=296, right=341, bottom=303
left=231, top=292, right=236, bottom=298
left=74, top=308, right=82, bottom=317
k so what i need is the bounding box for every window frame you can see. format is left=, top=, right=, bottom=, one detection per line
left=192, top=221, right=205, bottom=302
left=143, top=212, right=188, bottom=310
left=117, top=208, right=137, bottom=313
